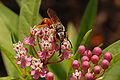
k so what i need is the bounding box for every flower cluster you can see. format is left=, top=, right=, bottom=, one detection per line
left=70, top=45, right=112, bottom=80
left=13, top=41, right=32, bottom=68
left=13, top=25, right=73, bottom=79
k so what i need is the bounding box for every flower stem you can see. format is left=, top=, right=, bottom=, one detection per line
left=32, top=45, right=40, bottom=58
left=47, top=59, right=64, bottom=64
left=94, top=70, right=105, bottom=79
left=37, top=36, right=42, bottom=51
left=46, top=51, right=55, bottom=62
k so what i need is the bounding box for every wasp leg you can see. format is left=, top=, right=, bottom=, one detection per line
left=65, top=32, right=73, bottom=48
left=37, top=18, right=52, bottom=26
left=53, top=30, right=56, bottom=36
left=33, top=24, right=51, bottom=29
left=58, top=41, right=62, bottom=56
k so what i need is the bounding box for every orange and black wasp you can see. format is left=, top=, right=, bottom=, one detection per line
left=35, top=8, right=72, bottom=56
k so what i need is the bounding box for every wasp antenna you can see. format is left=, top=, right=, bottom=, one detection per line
left=67, top=38, right=73, bottom=48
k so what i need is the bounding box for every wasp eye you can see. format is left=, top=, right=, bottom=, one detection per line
left=56, top=33, right=59, bottom=39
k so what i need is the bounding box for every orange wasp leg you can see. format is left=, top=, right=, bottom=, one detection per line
left=33, top=18, right=53, bottom=29
left=33, top=24, right=51, bottom=29
left=65, top=32, right=73, bottom=48
left=53, top=30, right=56, bottom=37
left=37, top=18, right=52, bottom=26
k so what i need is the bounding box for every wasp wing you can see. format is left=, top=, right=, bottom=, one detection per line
left=47, top=8, right=61, bottom=25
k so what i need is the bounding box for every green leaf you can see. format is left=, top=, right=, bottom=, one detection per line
left=67, top=23, right=78, bottom=51
left=18, top=0, right=41, bottom=41
left=80, top=29, right=92, bottom=45
left=74, top=0, right=98, bottom=52
left=0, top=17, right=20, bottom=77
left=103, top=61, right=120, bottom=80
left=48, top=52, right=67, bottom=80
left=0, top=76, right=21, bottom=80
left=0, top=17, right=31, bottom=79
left=99, top=40, right=120, bottom=80
left=16, top=0, right=22, bottom=7
left=0, top=3, right=18, bottom=38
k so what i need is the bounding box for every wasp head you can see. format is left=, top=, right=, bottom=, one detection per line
left=56, top=32, right=66, bottom=42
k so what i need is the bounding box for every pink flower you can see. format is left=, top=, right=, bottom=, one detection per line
left=42, top=27, right=52, bottom=36
left=39, top=39, right=51, bottom=50
left=24, top=36, right=36, bottom=46
left=16, top=55, right=32, bottom=68
left=14, top=49, right=28, bottom=60
left=38, top=51, right=50, bottom=60
left=30, top=27, right=41, bottom=36
left=31, top=59, right=43, bottom=69
left=61, top=40, right=70, bottom=50
left=30, top=68, right=47, bottom=79
left=51, top=43, right=59, bottom=52
left=48, top=34, right=55, bottom=43
left=13, top=41, right=24, bottom=53
left=70, top=70, right=83, bottom=80
left=30, top=59, right=47, bottom=79
left=60, top=50, right=72, bottom=60
left=30, top=26, right=43, bottom=38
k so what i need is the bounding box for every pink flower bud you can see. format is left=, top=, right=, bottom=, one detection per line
left=91, top=55, right=99, bottom=64
left=72, top=60, right=80, bottom=69
left=104, top=52, right=112, bottom=62
left=93, top=47, right=102, bottom=56
left=84, top=50, right=92, bottom=58
left=82, top=61, right=90, bottom=71
left=46, top=72, right=54, bottom=80
left=81, top=56, right=89, bottom=63
left=85, top=73, right=93, bottom=80
left=92, top=66, right=101, bottom=74
left=78, top=45, right=86, bottom=55
left=101, top=59, right=109, bottom=70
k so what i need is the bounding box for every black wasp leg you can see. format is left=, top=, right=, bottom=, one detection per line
left=58, top=42, right=62, bottom=56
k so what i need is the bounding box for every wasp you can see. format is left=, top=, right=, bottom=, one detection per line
left=35, top=8, right=72, bottom=56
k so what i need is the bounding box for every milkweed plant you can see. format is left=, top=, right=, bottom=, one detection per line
left=0, top=0, right=120, bottom=80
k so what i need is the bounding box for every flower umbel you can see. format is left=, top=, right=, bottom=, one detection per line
left=13, top=25, right=73, bottom=80
left=70, top=45, right=112, bottom=80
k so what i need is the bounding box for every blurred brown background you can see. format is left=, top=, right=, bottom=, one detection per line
left=0, top=0, right=120, bottom=77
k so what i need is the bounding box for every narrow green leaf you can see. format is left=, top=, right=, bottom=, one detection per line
left=0, top=17, right=20, bottom=77
left=74, top=0, right=98, bottom=52
left=0, top=3, right=18, bottom=38
left=0, top=18, right=31, bottom=79
left=0, top=46, right=23, bottom=78
left=80, top=29, right=92, bottom=45
left=67, top=23, right=78, bottom=51
left=18, top=0, right=41, bottom=41
left=16, top=0, right=22, bottom=7
left=0, top=76, right=21, bottom=80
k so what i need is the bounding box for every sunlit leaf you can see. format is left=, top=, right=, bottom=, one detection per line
left=0, top=3, right=18, bottom=41
left=74, top=0, right=98, bottom=52
left=18, top=0, right=42, bottom=41
left=80, top=29, right=92, bottom=45
left=0, top=17, right=20, bottom=77
left=98, top=40, right=120, bottom=80
left=0, top=76, right=21, bottom=80
left=67, top=23, right=78, bottom=51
